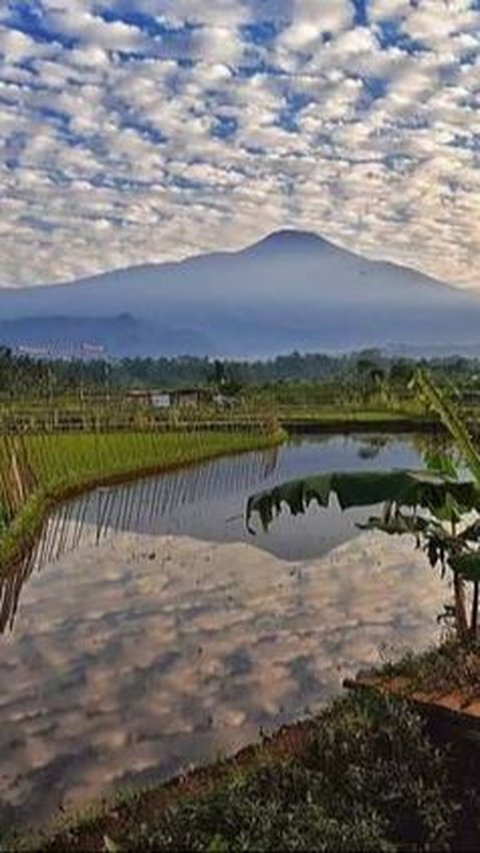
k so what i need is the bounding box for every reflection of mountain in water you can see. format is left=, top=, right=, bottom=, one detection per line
left=0, top=448, right=279, bottom=634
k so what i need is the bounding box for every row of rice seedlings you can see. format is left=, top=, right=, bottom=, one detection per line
left=0, top=417, right=281, bottom=535
left=0, top=440, right=283, bottom=635
left=0, top=420, right=283, bottom=631
left=0, top=434, right=38, bottom=522
left=0, top=419, right=281, bottom=532
left=21, top=428, right=246, bottom=493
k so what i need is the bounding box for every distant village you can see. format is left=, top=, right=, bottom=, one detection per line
left=15, top=341, right=108, bottom=361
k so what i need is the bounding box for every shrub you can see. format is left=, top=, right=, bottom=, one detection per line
left=124, top=693, right=455, bottom=852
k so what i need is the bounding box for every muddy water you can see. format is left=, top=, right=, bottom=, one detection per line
left=0, top=433, right=450, bottom=831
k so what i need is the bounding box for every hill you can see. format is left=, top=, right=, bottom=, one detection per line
left=0, top=230, right=479, bottom=357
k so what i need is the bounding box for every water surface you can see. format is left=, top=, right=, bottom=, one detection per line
left=0, top=433, right=450, bottom=830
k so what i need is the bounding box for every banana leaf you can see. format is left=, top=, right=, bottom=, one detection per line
left=414, top=369, right=480, bottom=484
left=246, top=469, right=480, bottom=533
left=357, top=513, right=431, bottom=537
left=449, top=552, right=480, bottom=582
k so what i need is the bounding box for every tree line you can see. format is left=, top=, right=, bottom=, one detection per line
left=1, top=344, right=479, bottom=401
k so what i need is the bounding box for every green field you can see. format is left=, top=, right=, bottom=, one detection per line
left=25, top=429, right=281, bottom=491
left=278, top=407, right=436, bottom=425
left=0, top=425, right=285, bottom=571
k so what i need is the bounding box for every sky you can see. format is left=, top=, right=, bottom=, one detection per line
left=0, top=0, right=479, bottom=290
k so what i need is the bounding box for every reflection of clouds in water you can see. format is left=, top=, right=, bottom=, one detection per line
left=0, top=530, right=448, bottom=829
left=0, top=435, right=436, bottom=827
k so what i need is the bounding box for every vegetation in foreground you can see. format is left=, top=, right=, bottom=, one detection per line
left=22, top=689, right=480, bottom=852
left=381, top=637, right=480, bottom=698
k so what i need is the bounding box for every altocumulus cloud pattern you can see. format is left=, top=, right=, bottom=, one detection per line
left=0, top=0, right=479, bottom=289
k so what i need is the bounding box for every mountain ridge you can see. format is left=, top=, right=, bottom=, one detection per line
left=0, top=230, right=479, bottom=357
left=0, top=229, right=465, bottom=297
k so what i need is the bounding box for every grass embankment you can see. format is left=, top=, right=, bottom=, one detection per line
left=0, top=426, right=285, bottom=571
left=1, top=396, right=443, bottom=434
left=378, top=639, right=480, bottom=697
left=278, top=407, right=440, bottom=432
left=24, top=688, right=480, bottom=853
left=352, top=640, right=480, bottom=722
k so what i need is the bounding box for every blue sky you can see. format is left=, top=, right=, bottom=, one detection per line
left=0, top=0, right=479, bottom=288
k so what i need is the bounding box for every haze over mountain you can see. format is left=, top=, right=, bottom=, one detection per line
left=1, top=230, right=479, bottom=359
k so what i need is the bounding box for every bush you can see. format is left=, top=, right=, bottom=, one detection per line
left=306, top=692, right=454, bottom=848
left=124, top=693, right=455, bottom=851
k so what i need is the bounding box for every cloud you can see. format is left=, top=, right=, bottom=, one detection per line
left=0, top=0, right=479, bottom=289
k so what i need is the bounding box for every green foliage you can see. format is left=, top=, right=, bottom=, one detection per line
left=306, top=692, right=454, bottom=848
left=3, top=346, right=480, bottom=410
left=247, top=469, right=479, bottom=533
left=117, top=693, right=454, bottom=852
left=414, top=369, right=480, bottom=485
left=0, top=426, right=285, bottom=574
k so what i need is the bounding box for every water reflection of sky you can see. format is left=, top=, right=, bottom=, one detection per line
left=0, top=434, right=451, bottom=832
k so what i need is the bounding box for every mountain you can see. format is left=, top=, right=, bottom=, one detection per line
left=1, top=229, right=480, bottom=358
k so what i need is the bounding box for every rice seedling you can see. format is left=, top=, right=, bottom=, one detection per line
left=0, top=418, right=285, bottom=574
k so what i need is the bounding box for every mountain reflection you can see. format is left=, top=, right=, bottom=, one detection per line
left=0, top=529, right=448, bottom=830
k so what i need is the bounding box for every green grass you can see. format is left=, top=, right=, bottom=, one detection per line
left=379, top=638, right=480, bottom=697
left=26, top=690, right=473, bottom=853
left=23, top=430, right=279, bottom=492
left=0, top=427, right=285, bottom=571
left=278, top=407, right=435, bottom=424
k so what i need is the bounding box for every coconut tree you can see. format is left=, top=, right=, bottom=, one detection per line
left=247, top=370, right=480, bottom=641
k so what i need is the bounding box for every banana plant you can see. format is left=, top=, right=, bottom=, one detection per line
left=247, top=370, right=480, bottom=641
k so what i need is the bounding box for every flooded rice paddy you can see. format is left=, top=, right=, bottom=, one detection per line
left=0, top=433, right=451, bottom=830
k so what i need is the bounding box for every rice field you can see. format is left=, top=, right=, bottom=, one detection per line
left=0, top=422, right=285, bottom=570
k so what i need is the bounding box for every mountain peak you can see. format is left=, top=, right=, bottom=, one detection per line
left=246, top=229, right=332, bottom=255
